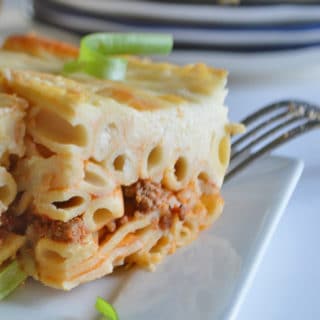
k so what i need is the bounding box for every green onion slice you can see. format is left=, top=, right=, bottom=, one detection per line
left=95, top=296, right=119, bottom=320
left=63, top=57, right=127, bottom=81
left=63, top=33, right=173, bottom=80
left=79, top=33, right=173, bottom=61
left=0, top=260, right=28, bottom=300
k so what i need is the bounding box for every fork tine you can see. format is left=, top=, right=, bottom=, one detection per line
left=231, top=115, right=307, bottom=161
left=232, top=110, right=291, bottom=150
left=240, top=100, right=291, bottom=126
left=225, top=120, right=320, bottom=182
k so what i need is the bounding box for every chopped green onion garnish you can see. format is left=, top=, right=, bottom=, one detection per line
left=63, top=57, right=127, bottom=81
left=79, top=33, right=173, bottom=60
left=95, top=296, right=119, bottom=320
left=63, top=33, right=173, bottom=80
left=0, top=260, right=27, bottom=300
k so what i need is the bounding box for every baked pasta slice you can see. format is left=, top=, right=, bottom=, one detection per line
left=0, top=34, right=240, bottom=290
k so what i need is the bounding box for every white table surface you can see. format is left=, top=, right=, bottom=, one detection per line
left=1, top=1, right=320, bottom=319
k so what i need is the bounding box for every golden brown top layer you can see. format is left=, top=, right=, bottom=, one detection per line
left=3, top=34, right=78, bottom=61
left=1, top=34, right=227, bottom=111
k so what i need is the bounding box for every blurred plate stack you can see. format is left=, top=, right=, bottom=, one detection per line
left=32, top=0, right=320, bottom=75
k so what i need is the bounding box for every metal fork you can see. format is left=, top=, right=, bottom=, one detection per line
left=225, top=100, right=320, bottom=181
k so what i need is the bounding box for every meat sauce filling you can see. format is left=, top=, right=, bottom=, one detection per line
left=122, top=179, right=186, bottom=230
left=1, top=211, right=87, bottom=243
left=1, top=180, right=187, bottom=243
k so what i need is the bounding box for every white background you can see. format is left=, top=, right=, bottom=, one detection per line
left=1, top=1, right=320, bottom=319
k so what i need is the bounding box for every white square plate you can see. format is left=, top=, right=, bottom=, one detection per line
left=1, top=155, right=303, bottom=320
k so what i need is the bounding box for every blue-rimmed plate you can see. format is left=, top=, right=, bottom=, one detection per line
left=33, top=0, right=320, bottom=51
left=35, top=0, right=320, bottom=25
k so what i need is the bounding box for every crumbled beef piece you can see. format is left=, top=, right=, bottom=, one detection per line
left=124, top=180, right=169, bottom=213
left=1, top=210, right=28, bottom=234
left=1, top=206, right=87, bottom=243
left=159, top=215, right=173, bottom=230
left=122, top=179, right=187, bottom=230
left=124, top=180, right=172, bottom=213
left=30, top=215, right=88, bottom=243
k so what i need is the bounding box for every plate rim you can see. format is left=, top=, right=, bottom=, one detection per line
left=224, top=156, right=304, bottom=320
left=39, top=0, right=320, bottom=24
